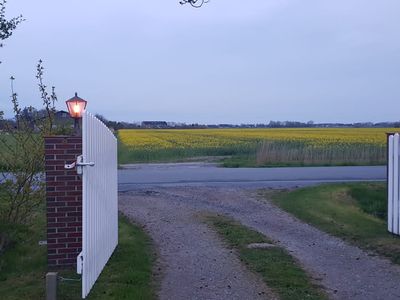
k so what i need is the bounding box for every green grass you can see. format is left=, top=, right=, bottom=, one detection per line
left=0, top=210, right=155, bottom=300
left=267, top=183, right=400, bottom=264
left=207, top=215, right=327, bottom=300
left=0, top=133, right=14, bottom=170
left=348, top=183, right=387, bottom=220
left=118, top=139, right=256, bottom=165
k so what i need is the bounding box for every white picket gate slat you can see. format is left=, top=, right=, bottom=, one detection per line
left=388, top=133, right=400, bottom=235
left=81, top=111, right=118, bottom=298
left=388, top=135, right=394, bottom=233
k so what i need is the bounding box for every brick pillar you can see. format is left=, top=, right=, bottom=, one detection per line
left=44, top=136, right=82, bottom=268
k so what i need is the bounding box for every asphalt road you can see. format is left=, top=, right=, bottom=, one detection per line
left=118, top=163, right=386, bottom=191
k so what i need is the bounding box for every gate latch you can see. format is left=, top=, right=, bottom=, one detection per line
left=64, top=155, right=95, bottom=175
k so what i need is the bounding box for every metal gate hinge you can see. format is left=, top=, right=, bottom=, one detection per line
left=64, top=161, right=76, bottom=169
left=77, top=251, right=83, bottom=274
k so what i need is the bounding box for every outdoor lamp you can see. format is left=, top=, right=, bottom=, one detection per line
left=66, top=92, right=87, bottom=135
left=66, top=92, right=87, bottom=119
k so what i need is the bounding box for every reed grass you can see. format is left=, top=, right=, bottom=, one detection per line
left=254, top=140, right=386, bottom=166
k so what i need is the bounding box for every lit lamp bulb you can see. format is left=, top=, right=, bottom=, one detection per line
left=73, top=103, right=81, bottom=115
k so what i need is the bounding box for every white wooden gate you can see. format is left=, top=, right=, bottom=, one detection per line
left=388, top=133, right=400, bottom=235
left=79, top=111, right=118, bottom=298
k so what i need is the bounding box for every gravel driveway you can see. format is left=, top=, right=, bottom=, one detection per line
left=119, top=187, right=400, bottom=300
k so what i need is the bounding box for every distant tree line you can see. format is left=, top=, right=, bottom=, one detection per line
left=89, top=115, right=400, bottom=130
left=3, top=112, right=399, bottom=131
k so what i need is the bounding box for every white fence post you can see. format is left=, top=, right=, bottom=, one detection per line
left=81, top=111, right=118, bottom=298
left=388, top=133, right=400, bottom=235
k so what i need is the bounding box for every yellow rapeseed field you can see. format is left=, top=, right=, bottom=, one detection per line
left=119, top=128, right=391, bottom=150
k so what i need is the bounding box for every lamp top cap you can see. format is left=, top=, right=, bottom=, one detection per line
left=66, top=92, right=86, bottom=103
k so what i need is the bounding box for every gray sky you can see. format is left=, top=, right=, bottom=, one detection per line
left=1, top=0, right=399, bottom=124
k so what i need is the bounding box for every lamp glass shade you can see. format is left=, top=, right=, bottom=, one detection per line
left=66, top=95, right=87, bottom=119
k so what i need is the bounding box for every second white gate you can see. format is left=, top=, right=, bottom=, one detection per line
left=388, top=133, right=400, bottom=235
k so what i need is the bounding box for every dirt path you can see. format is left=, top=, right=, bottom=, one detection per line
left=119, top=187, right=400, bottom=300
left=119, top=190, right=276, bottom=300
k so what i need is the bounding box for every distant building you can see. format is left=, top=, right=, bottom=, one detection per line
left=55, top=110, right=69, bottom=120
left=141, top=121, right=168, bottom=129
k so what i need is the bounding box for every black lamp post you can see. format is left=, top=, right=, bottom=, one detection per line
left=66, top=92, right=87, bottom=135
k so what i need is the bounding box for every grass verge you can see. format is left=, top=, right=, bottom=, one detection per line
left=207, top=215, right=327, bottom=300
left=266, top=182, right=400, bottom=264
left=0, top=212, right=155, bottom=300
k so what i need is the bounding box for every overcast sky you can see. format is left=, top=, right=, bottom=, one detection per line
left=1, top=0, right=399, bottom=124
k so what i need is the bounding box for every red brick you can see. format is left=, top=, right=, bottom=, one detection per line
left=58, top=227, right=77, bottom=233
left=48, top=243, right=66, bottom=249
left=66, top=191, right=82, bottom=196
left=45, top=149, right=65, bottom=155
left=66, top=149, right=82, bottom=154
left=56, top=186, right=76, bottom=192
left=47, top=222, right=66, bottom=228
left=58, top=248, right=78, bottom=254
left=67, top=242, right=82, bottom=248
left=58, top=258, right=76, bottom=264
left=56, top=154, right=76, bottom=160
left=66, top=181, right=82, bottom=186
left=47, top=202, right=66, bottom=208
left=47, top=192, right=66, bottom=197
left=68, top=232, right=82, bottom=238
left=58, top=237, right=77, bottom=243
left=48, top=254, right=68, bottom=259
left=57, top=217, right=75, bottom=222
left=68, top=138, right=82, bottom=143
left=45, top=137, right=67, bottom=144
left=47, top=212, right=67, bottom=218
left=47, top=181, right=66, bottom=187
left=46, top=171, right=65, bottom=176
left=67, top=212, right=81, bottom=217
left=48, top=233, right=67, bottom=238
left=66, top=170, right=78, bottom=176
left=57, top=207, right=78, bottom=213
left=57, top=176, right=77, bottom=181
left=56, top=143, right=75, bottom=149
left=46, top=159, right=67, bottom=166
left=67, top=222, right=81, bottom=227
